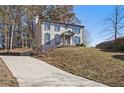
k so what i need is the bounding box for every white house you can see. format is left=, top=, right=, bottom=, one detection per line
left=35, top=20, right=85, bottom=52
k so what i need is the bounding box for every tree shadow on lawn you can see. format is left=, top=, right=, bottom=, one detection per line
left=112, top=54, right=124, bottom=61
left=97, top=48, right=124, bottom=61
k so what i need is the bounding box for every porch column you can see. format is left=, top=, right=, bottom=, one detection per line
left=63, top=34, right=65, bottom=46
left=70, top=36, right=73, bottom=46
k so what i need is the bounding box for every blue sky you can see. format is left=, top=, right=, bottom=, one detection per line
left=74, top=5, right=116, bottom=46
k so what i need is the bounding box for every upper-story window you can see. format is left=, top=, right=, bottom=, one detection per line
left=55, top=24, right=60, bottom=32
left=65, top=25, right=69, bottom=29
left=0, top=18, right=3, bottom=30
left=44, top=22, right=50, bottom=30
left=73, top=26, right=80, bottom=34
left=73, top=36, right=80, bottom=45
left=44, top=33, right=50, bottom=44
left=55, top=34, right=61, bottom=45
left=0, top=22, right=3, bottom=29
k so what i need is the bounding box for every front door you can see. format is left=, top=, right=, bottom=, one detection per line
left=65, top=36, right=70, bottom=45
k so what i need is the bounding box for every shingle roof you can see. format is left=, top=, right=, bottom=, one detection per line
left=41, top=19, right=85, bottom=28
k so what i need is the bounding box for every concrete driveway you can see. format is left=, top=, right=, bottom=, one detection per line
left=0, top=56, right=108, bottom=87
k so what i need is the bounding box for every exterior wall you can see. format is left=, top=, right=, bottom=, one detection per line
left=72, top=27, right=83, bottom=45
left=41, top=21, right=84, bottom=52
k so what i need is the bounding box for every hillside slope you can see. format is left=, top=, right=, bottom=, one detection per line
left=37, top=47, right=124, bottom=87
left=0, top=59, right=18, bottom=87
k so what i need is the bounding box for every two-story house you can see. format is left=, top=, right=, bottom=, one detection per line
left=35, top=19, right=85, bottom=52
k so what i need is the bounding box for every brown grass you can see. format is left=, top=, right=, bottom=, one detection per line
left=36, top=47, right=124, bottom=87
left=0, top=59, right=18, bottom=87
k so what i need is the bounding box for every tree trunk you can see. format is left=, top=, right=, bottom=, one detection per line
left=10, top=23, right=14, bottom=51
left=4, top=34, right=7, bottom=52
left=114, top=6, right=119, bottom=40
left=25, top=34, right=28, bottom=48
left=21, top=27, right=24, bottom=48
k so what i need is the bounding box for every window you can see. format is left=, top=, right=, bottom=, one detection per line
left=44, top=33, right=50, bottom=44
left=55, top=34, right=61, bottom=45
left=65, top=25, right=69, bottom=29
left=55, top=24, right=60, bottom=32
left=0, top=20, right=4, bottom=30
left=73, top=27, right=80, bottom=34
left=44, top=22, right=50, bottom=30
left=73, top=36, right=80, bottom=45
left=0, top=22, right=3, bottom=29
left=77, top=27, right=81, bottom=33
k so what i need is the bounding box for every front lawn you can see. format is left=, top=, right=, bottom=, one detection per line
left=36, top=47, right=124, bottom=87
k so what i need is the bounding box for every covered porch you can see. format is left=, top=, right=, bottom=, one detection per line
left=61, top=30, right=74, bottom=46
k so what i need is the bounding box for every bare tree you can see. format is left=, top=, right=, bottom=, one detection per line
left=0, top=6, right=11, bottom=52
left=104, top=5, right=124, bottom=40
left=83, top=29, right=91, bottom=47
left=0, top=5, right=80, bottom=51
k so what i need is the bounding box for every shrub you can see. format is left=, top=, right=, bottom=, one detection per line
left=76, top=44, right=80, bottom=46
left=80, top=43, right=86, bottom=47
left=96, top=37, right=124, bottom=52
left=96, top=41, right=113, bottom=50
left=75, top=43, right=85, bottom=47
left=113, top=37, right=124, bottom=51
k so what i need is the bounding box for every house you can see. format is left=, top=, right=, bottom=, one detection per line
left=35, top=19, right=85, bottom=52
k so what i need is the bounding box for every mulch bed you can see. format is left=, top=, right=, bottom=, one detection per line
left=0, top=48, right=33, bottom=56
